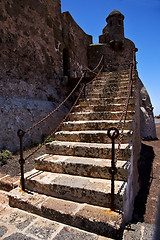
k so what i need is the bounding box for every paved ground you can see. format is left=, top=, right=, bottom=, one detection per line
left=0, top=124, right=160, bottom=239
left=0, top=191, right=109, bottom=240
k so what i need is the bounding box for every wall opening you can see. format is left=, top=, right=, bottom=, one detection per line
left=63, top=48, right=70, bottom=77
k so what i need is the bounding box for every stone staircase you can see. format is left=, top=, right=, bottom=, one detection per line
left=9, top=70, right=140, bottom=239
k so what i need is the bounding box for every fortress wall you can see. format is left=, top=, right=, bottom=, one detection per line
left=62, top=11, right=92, bottom=78
left=0, top=0, right=91, bottom=152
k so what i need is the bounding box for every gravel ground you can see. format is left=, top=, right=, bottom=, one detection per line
left=143, top=123, right=160, bottom=224
left=0, top=146, right=46, bottom=177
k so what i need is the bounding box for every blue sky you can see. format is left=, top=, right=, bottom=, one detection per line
left=61, top=0, right=160, bottom=116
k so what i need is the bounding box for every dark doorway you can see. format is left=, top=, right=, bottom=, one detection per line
left=63, top=48, right=70, bottom=77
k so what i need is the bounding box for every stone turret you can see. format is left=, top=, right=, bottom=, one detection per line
left=99, top=10, right=125, bottom=50
left=88, top=10, right=135, bottom=72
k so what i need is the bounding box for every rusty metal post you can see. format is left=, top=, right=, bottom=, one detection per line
left=107, top=127, right=119, bottom=211
left=17, top=129, right=26, bottom=191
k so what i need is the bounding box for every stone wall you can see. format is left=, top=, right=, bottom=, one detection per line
left=88, top=10, right=135, bottom=72
left=123, top=70, right=141, bottom=223
left=88, top=39, right=135, bottom=72
left=62, top=11, right=92, bottom=78
left=139, top=80, right=157, bottom=140
left=0, top=0, right=92, bottom=152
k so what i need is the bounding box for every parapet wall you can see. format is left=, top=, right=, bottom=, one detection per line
left=88, top=38, right=135, bottom=72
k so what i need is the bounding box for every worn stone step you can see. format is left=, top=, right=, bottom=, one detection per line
left=79, top=97, right=135, bottom=105
left=91, top=80, right=130, bottom=86
left=95, top=75, right=129, bottom=80
left=35, top=154, right=130, bottom=181
left=55, top=130, right=132, bottom=144
left=62, top=120, right=133, bottom=131
left=9, top=188, right=123, bottom=239
left=93, top=76, right=136, bottom=85
left=69, top=111, right=134, bottom=121
left=46, top=141, right=132, bottom=160
left=88, top=83, right=132, bottom=91
left=87, top=84, right=135, bottom=93
left=75, top=104, right=134, bottom=112
left=19, top=169, right=126, bottom=209
left=86, top=91, right=129, bottom=98
left=96, top=74, right=129, bottom=79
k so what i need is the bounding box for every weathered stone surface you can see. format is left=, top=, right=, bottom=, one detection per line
left=123, top=222, right=155, bottom=240
left=88, top=39, right=135, bottom=73
left=0, top=198, right=112, bottom=240
left=79, top=96, right=135, bottom=105
left=74, top=205, right=123, bottom=239
left=0, top=97, right=68, bottom=152
left=35, top=154, right=129, bottom=180
left=9, top=188, right=122, bottom=239
left=62, top=120, right=133, bottom=131
left=46, top=141, right=132, bottom=160
left=74, top=104, right=134, bottom=112
left=69, top=111, right=134, bottom=121
left=0, top=225, right=8, bottom=238
left=0, top=174, right=19, bottom=191
left=139, top=79, right=157, bottom=139
left=52, top=226, right=111, bottom=240
left=23, top=169, right=126, bottom=209
left=0, top=0, right=92, bottom=152
left=55, top=130, right=132, bottom=144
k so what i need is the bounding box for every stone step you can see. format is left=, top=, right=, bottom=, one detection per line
left=91, top=80, right=130, bottom=86
left=86, top=91, right=129, bottom=98
left=95, top=75, right=130, bottom=80
left=96, top=74, right=129, bottom=79
left=69, top=111, right=134, bottom=121
left=35, top=154, right=130, bottom=181
left=55, top=130, right=132, bottom=144
left=79, top=97, right=135, bottom=105
left=88, top=83, right=135, bottom=93
left=62, top=120, right=133, bottom=131
left=19, top=169, right=126, bottom=209
left=75, top=104, right=134, bottom=112
left=46, top=141, right=132, bottom=160
left=88, top=83, right=132, bottom=91
left=9, top=188, right=123, bottom=239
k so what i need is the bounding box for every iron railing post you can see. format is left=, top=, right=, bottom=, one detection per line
left=17, top=129, right=26, bottom=191
left=107, top=127, right=119, bottom=211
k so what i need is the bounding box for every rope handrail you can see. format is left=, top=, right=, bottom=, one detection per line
left=25, top=74, right=84, bottom=134
left=17, top=58, right=104, bottom=190
left=24, top=85, right=85, bottom=161
left=24, top=56, right=104, bottom=134
left=24, top=65, right=104, bottom=162
left=85, top=55, right=104, bottom=75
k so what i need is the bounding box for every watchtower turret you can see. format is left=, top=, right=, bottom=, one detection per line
left=99, top=10, right=125, bottom=50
